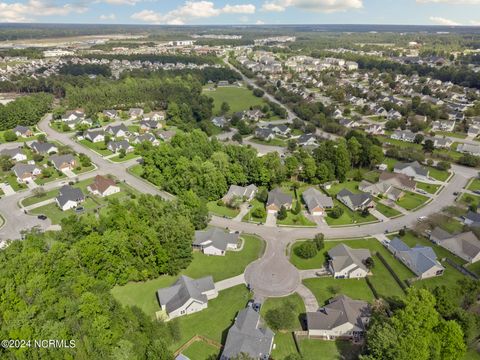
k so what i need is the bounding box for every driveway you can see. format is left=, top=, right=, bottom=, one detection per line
left=296, top=284, right=319, bottom=312
left=370, top=209, right=389, bottom=222
left=215, top=274, right=245, bottom=292
left=0, top=183, right=15, bottom=196
left=265, top=212, right=277, bottom=227
left=25, top=181, right=37, bottom=190
left=233, top=203, right=251, bottom=222
left=62, top=169, right=76, bottom=178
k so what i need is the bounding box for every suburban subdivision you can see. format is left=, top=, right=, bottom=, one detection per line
left=0, top=16, right=480, bottom=360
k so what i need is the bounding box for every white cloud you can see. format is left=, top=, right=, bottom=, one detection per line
left=0, top=0, right=86, bottom=22
left=99, top=13, right=116, bottom=20
left=101, top=0, right=139, bottom=5
left=418, top=0, right=480, bottom=4
left=429, top=16, right=461, bottom=25
left=256, top=19, right=265, bottom=24
left=262, top=0, right=362, bottom=13
left=131, top=1, right=256, bottom=24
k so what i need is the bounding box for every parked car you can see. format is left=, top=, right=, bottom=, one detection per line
left=37, top=215, right=47, bottom=220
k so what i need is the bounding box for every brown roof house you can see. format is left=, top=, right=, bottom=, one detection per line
left=87, top=175, right=120, bottom=197
left=266, top=188, right=293, bottom=213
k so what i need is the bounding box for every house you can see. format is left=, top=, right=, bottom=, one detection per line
left=139, top=120, right=160, bottom=131
left=390, top=130, right=416, bottom=143
left=102, top=109, right=118, bottom=119
left=387, top=109, right=402, bottom=121
left=358, top=180, right=404, bottom=201
left=221, top=307, right=274, bottom=360
left=105, top=124, right=128, bottom=138
left=462, top=210, right=480, bottom=227
left=298, top=133, right=318, bottom=147
left=0, top=147, right=27, bottom=162
left=87, top=175, right=120, bottom=197
left=365, top=124, right=384, bottom=135
left=424, top=136, right=453, bottom=149
left=62, top=109, right=85, bottom=122
left=133, top=133, right=159, bottom=146
left=222, top=184, right=258, bottom=204
left=29, top=141, right=58, bottom=155
left=157, top=130, right=176, bottom=141
left=431, top=120, right=455, bottom=132
left=378, top=172, right=416, bottom=191
left=468, top=126, right=480, bottom=138
left=457, top=143, right=480, bottom=156
left=156, top=275, right=218, bottom=320
left=387, top=237, right=444, bottom=279
left=328, top=244, right=371, bottom=279
left=107, top=140, right=134, bottom=153
left=13, top=125, right=33, bottom=137
left=212, top=116, right=229, bottom=128
left=49, top=154, right=76, bottom=171
left=267, top=124, right=291, bottom=136
left=302, top=187, right=333, bottom=216
left=375, top=107, right=388, bottom=118
left=244, top=109, right=264, bottom=121
left=143, top=111, right=165, bottom=121
left=430, top=227, right=480, bottom=264
left=393, top=161, right=429, bottom=182
left=255, top=127, right=275, bottom=141
left=85, top=130, right=105, bottom=143
left=339, top=118, right=356, bottom=128
left=193, top=228, right=240, bottom=256
left=55, top=185, right=85, bottom=211
left=12, top=163, right=41, bottom=183
left=266, top=188, right=293, bottom=213
left=306, top=295, right=371, bottom=340
left=129, top=108, right=144, bottom=119
left=336, top=189, right=374, bottom=212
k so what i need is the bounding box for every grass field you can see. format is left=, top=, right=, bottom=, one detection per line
left=204, top=86, right=265, bottom=115
left=325, top=181, right=361, bottom=197
left=303, top=277, right=375, bottom=305
left=416, top=182, right=441, bottom=194
left=325, top=200, right=377, bottom=226
left=277, top=209, right=316, bottom=227
left=250, top=137, right=287, bottom=147
left=128, top=164, right=144, bottom=178
left=299, top=339, right=362, bottom=360
left=78, top=139, right=113, bottom=156
left=109, top=152, right=140, bottom=163
left=181, top=340, right=219, bottom=360
left=468, top=178, right=480, bottom=192
left=459, top=193, right=480, bottom=208
left=374, top=201, right=401, bottom=218
left=207, top=201, right=240, bottom=218
left=396, top=191, right=429, bottom=211
left=427, top=166, right=450, bottom=182
left=111, top=235, right=263, bottom=317
left=261, top=293, right=305, bottom=331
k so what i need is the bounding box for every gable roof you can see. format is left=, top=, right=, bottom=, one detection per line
left=221, top=307, right=274, bottom=360
left=389, top=237, right=443, bottom=276
left=302, top=187, right=333, bottom=212
left=30, top=141, right=57, bottom=153
left=89, top=175, right=117, bottom=194
left=267, top=188, right=293, bottom=208
left=379, top=171, right=416, bottom=190
left=431, top=228, right=480, bottom=262
left=328, top=244, right=371, bottom=274
left=56, top=185, right=84, bottom=207
left=223, top=184, right=258, bottom=202
left=156, top=275, right=214, bottom=314
left=193, top=228, right=239, bottom=251
left=306, top=295, right=371, bottom=331
left=49, top=154, right=75, bottom=169
left=0, top=147, right=24, bottom=158
left=337, top=189, right=372, bottom=209
left=394, top=161, right=428, bottom=177
left=12, top=163, right=39, bottom=177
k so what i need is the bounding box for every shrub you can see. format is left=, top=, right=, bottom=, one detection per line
left=398, top=228, right=406, bottom=236
left=252, top=207, right=266, bottom=219
left=330, top=206, right=344, bottom=219
left=3, top=130, right=17, bottom=142
left=314, top=233, right=324, bottom=250
left=277, top=205, right=288, bottom=220
left=265, top=301, right=296, bottom=330
left=216, top=199, right=224, bottom=206
left=295, top=241, right=318, bottom=259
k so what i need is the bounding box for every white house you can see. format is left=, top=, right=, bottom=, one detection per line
left=193, top=228, right=240, bottom=256
left=87, top=175, right=120, bottom=197
left=55, top=185, right=85, bottom=211
left=328, top=244, right=371, bottom=279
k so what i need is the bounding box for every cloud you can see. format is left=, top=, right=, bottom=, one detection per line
left=99, top=13, right=116, bottom=20
left=0, top=0, right=87, bottom=22
left=262, top=0, right=363, bottom=13
left=429, top=16, right=461, bottom=25
left=418, top=0, right=480, bottom=4
left=131, top=1, right=256, bottom=24
left=256, top=19, right=265, bottom=24
left=101, top=0, right=139, bottom=5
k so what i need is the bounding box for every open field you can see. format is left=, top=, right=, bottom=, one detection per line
left=207, top=201, right=240, bottom=218
left=203, top=86, right=265, bottom=115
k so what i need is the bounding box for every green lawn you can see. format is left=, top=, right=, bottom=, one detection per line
left=22, top=188, right=59, bottom=206
left=181, top=340, right=219, bottom=360
left=325, top=181, right=361, bottom=197
left=250, top=137, right=287, bottom=147
left=242, top=199, right=266, bottom=223
left=325, top=200, right=377, bottom=226
left=78, top=139, right=113, bottom=156
left=109, top=152, right=140, bottom=163
left=369, top=254, right=405, bottom=299
left=374, top=201, right=401, bottom=218
left=128, top=164, right=144, bottom=178
left=436, top=130, right=467, bottom=139
left=30, top=198, right=100, bottom=224
left=277, top=209, right=316, bottom=227
left=459, top=193, right=480, bottom=208
left=299, top=339, right=362, bottom=360
left=396, top=191, right=429, bottom=211
left=261, top=293, right=305, bottom=331
left=111, top=235, right=263, bottom=318
left=468, top=178, right=480, bottom=192
left=271, top=332, right=298, bottom=360
left=427, top=166, right=450, bottom=182
left=204, top=86, right=265, bottom=115
left=416, top=181, right=441, bottom=194
left=466, top=261, right=480, bottom=277
left=303, top=277, right=375, bottom=306
left=207, top=201, right=240, bottom=218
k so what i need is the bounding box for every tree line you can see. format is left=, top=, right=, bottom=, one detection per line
left=0, top=93, right=53, bottom=131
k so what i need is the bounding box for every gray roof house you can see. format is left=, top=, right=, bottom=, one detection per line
left=193, top=228, right=240, bottom=256
left=49, top=154, right=76, bottom=171
left=107, top=140, right=134, bottom=153
left=463, top=210, right=480, bottom=227
left=222, top=184, right=258, bottom=204
left=430, top=227, right=480, bottom=264
left=105, top=124, right=128, bottom=138
left=393, top=161, right=429, bottom=181
left=328, top=244, right=371, bottom=279
left=29, top=141, right=58, bottom=154
left=336, top=189, right=374, bottom=211
left=212, top=116, right=229, bottom=128
left=267, top=124, right=290, bottom=136
left=133, top=133, right=159, bottom=146
left=55, top=185, right=85, bottom=211
left=13, top=125, right=33, bottom=137
left=387, top=237, right=444, bottom=279
left=85, top=129, right=105, bottom=143
left=298, top=133, right=318, bottom=147
left=358, top=180, right=404, bottom=201
left=306, top=295, right=371, bottom=340
left=12, top=163, right=41, bottom=182
left=266, top=188, right=293, bottom=212
left=255, top=127, right=275, bottom=141
left=302, top=187, right=333, bottom=215
left=221, top=307, right=274, bottom=360
left=156, top=275, right=218, bottom=320
left=0, top=147, right=26, bottom=162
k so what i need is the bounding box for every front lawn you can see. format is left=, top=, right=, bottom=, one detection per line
left=325, top=201, right=377, bottom=226
left=416, top=182, right=441, bottom=194
left=111, top=235, right=263, bottom=318
left=261, top=293, right=305, bottom=331
left=242, top=199, right=266, bottom=223
left=396, top=191, right=429, bottom=211
left=207, top=200, right=240, bottom=218
left=374, top=201, right=401, bottom=218
left=128, top=164, right=144, bottom=178
left=299, top=339, right=362, bottom=360
left=427, top=166, right=450, bottom=182
left=109, top=152, right=140, bottom=163
left=303, top=277, right=375, bottom=306
left=249, top=137, right=287, bottom=147
left=30, top=197, right=100, bottom=224
left=459, top=193, right=480, bottom=208
left=277, top=210, right=316, bottom=227
left=78, top=139, right=113, bottom=156
left=468, top=178, right=480, bottom=192
left=325, top=181, right=360, bottom=197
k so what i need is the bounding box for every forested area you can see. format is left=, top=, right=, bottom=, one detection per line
left=59, top=63, right=111, bottom=77
left=0, top=48, right=43, bottom=59
left=138, top=129, right=383, bottom=200
left=0, top=93, right=53, bottom=130
left=0, top=195, right=208, bottom=359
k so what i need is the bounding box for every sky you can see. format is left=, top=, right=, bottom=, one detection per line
left=0, top=0, right=479, bottom=26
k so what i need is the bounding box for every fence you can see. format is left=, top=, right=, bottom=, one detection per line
left=375, top=251, right=409, bottom=294
left=174, top=334, right=222, bottom=357
left=445, top=258, right=479, bottom=280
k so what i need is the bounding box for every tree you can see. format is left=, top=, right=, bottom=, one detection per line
left=314, top=233, right=324, bottom=250
left=295, top=241, right=318, bottom=259
left=414, top=134, right=424, bottom=144
left=220, top=101, right=230, bottom=115
left=232, top=132, right=243, bottom=143
left=119, top=148, right=126, bottom=159
left=32, top=187, right=46, bottom=198
left=265, top=301, right=296, bottom=330
left=423, top=139, right=435, bottom=152
left=37, top=133, right=47, bottom=142
left=330, top=206, right=344, bottom=219
left=363, top=257, right=375, bottom=269
left=348, top=136, right=362, bottom=167
left=256, top=188, right=268, bottom=203
left=0, top=155, right=13, bottom=171
left=277, top=205, right=288, bottom=220
left=292, top=199, right=301, bottom=215
left=253, top=88, right=264, bottom=97
left=251, top=207, right=266, bottom=219
left=3, top=130, right=17, bottom=142
left=437, top=161, right=451, bottom=171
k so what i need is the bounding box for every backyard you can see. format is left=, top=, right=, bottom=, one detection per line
left=207, top=200, right=240, bottom=218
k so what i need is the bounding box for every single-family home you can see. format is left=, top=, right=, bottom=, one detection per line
left=129, top=108, right=144, bottom=119
left=336, top=189, right=374, bottom=212
left=255, top=127, right=275, bottom=141
left=49, top=154, right=77, bottom=171
left=302, top=187, right=333, bottom=216
left=55, top=185, right=85, bottom=211
left=132, top=133, right=160, bottom=146
left=0, top=147, right=27, bottom=162
left=244, top=109, right=264, bottom=122
left=328, top=244, right=371, bottom=279
left=85, top=130, right=105, bottom=143
left=62, top=109, right=85, bottom=122
left=266, top=188, right=293, bottom=213
left=13, top=125, right=33, bottom=137
left=387, top=237, right=444, bottom=279
left=387, top=109, right=402, bottom=121
left=156, top=275, right=218, bottom=320
left=193, top=228, right=240, bottom=256
left=107, top=140, right=134, bottom=153
left=468, top=126, right=480, bottom=138
left=424, top=136, right=453, bottom=149
left=390, top=130, right=416, bottom=143
left=87, top=175, right=120, bottom=197
left=221, top=307, right=274, bottom=360
left=143, top=111, right=165, bottom=121
left=102, top=109, right=118, bottom=120
left=222, top=184, right=258, bottom=204
left=157, top=130, right=176, bottom=142
left=457, top=143, right=480, bottom=156
left=12, top=163, right=41, bottom=183
left=298, top=133, right=318, bottom=147
left=393, top=161, right=429, bottom=182
left=339, top=119, right=356, bottom=128
left=430, top=227, right=480, bottom=264
left=431, top=120, right=456, bottom=132
left=139, top=120, right=161, bottom=132
left=365, top=124, right=384, bottom=135
left=105, top=124, right=129, bottom=138
left=306, top=295, right=371, bottom=341
left=462, top=210, right=480, bottom=227
left=267, top=124, right=291, bottom=136
left=358, top=180, right=404, bottom=201
left=29, top=141, right=58, bottom=155
left=212, top=116, right=228, bottom=128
